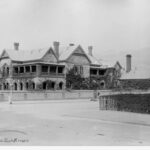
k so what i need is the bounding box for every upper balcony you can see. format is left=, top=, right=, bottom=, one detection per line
left=12, top=64, right=65, bottom=78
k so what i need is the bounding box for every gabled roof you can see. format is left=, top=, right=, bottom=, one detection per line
left=59, top=45, right=102, bottom=66
left=59, top=45, right=78, bottom=61
left=59, top=45, right=92, bottom=64
left=0, top=47, right=56, bottom=62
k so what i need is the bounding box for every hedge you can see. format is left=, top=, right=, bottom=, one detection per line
left=102, top=94, right=150, bottom=114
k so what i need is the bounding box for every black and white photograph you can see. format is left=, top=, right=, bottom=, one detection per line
left=0, top=0, right=150, bottom=148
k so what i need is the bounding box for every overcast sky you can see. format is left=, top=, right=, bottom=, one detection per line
left=0, top=0, right=150, bottom=66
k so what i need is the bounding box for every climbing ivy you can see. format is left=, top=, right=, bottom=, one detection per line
left=66, top=67, right=84, bottom=89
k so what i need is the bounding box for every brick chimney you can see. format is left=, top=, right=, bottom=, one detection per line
left=126, top=54, right=132, bottom=73
left=14, top=42, right=19, bottom=50
left=88, top=46, right=93, bottom=56
left=69, top=43, right=74, bottom=46
left=53, top=41, right=59, bottom=58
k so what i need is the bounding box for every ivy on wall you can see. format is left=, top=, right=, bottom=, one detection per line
left=66, top=66, right=117, bottom=90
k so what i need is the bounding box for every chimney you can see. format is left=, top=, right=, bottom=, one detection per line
left=69, top=43, right=74, bottom=46
left=88, top=46, right=93, bottom=56
left=126, top=54, right=132, bottom=73
left=53, top=41, right=59, bottom=58
left=14, top=42, right=19, bottom=50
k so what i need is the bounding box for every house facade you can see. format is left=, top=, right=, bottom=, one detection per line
left=0, top=42, right=122, bottom=91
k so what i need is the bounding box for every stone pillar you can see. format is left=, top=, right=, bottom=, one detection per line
left=30, top=66, right=32, bottom=73
left=18, top=67, right=20, bottom=74
left=23, top=81, right=26, bottom=91
left=48, top=65, right=50, bottom=74
left=54, top=82, right=58, bottom=90
left=36, top=65, right=41, bottom=76
left=24, top=66, right=26, bottom=73
left=56, top=66, right=58, bottom=75
left=1, top=83, right=4, bottom=90
left=18, top=82, right=20, bottom=91
left=97, top=69, right=99, bottom=76
left=9, top=63, right=13, bottom=78
left=63, top=82, right=66, bottom=90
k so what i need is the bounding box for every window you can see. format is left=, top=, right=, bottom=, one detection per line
left=42, top=65, right=48, bottom=73
left=74, top=66, right=78, bottom=74
left=90, top=69, right=97, bottom=75
left=20, top=67, right=24, bottom=73
left=32, top=82, right=35, bottom=90
left=80, top=66, right=83, bottom=75
left=58, top=67, right=63, bottom=74
left=6, top=67, right=9, bottom=75
left=59, top=82, right=63, bottom=89
left=100, top=81, right=105, bottom=89
left=26, top=82, right=29, bottom=90
left=14, top=67, right=18, bottom=74
left=25, top=66, right=30, bottom=73
left=3, top=67, right=5, bottom=76
left=20, top=83, right=23, bottom=90
left=99, top=69, right=106, bottom=76
left=14, top=83, right=17, bottom=90
left=50, top=66, right=56, bottom=73
left=31, top=66, right=36, bottom=72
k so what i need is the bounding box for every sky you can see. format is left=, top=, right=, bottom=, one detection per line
left=0, top=0, right=150, bottom=67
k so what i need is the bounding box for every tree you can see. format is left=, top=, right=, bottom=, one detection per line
left=66, top=67, right=85, bottom=90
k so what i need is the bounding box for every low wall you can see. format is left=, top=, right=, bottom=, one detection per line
left=1, top=89, right=150, bottom=102
left=0, top=90, right=96, bottom=101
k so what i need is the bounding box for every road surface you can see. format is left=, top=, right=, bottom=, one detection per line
left=0, top=99, right=150, bottom=145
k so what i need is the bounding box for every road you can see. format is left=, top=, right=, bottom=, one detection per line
left=0, top=99, right=150, bottom=145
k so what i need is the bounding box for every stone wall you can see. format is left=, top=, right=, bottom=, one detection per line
left=0, top=90, right=95, bottom=101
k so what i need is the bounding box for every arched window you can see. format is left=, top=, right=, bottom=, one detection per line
left=14, top=83, right=17, bottom=90
left=51, top=82, right=55, bottom=89
left=26, top=82, right=29, bottom=90
left=59, top=82, right=63, bottom=90
left=43, top=82, right=47, bottom=90
left=100, top=81, right=105, bottom=89
left=3, top=83, right=6, bottom=90
left=32, top=82, right=35, bottom=90
left=6, top=83, right=9, bottom=90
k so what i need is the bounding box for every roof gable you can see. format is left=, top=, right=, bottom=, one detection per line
left=0, top=50, right=10, bottom=59
left=42, top=48, right=57, bottom=63
left=73, top=45, right=85, bottom=54
left=66, top=45, right=91, bottom=63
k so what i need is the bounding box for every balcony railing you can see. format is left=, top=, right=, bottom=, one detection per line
left=40, top=72, right=65, bottom=77
left=12, top=71, right=65, bottom=78
left=12, top=72, right=37, bottom=78
left=90, top=74, right=106, bottom=77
